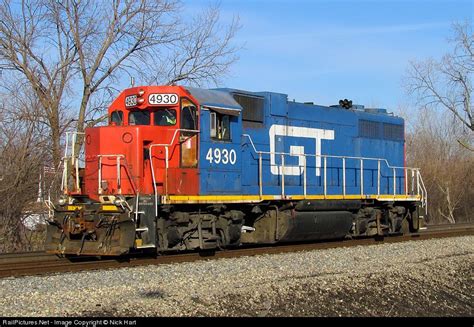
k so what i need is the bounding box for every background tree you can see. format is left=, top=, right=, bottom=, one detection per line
left=0, top=0, right=240, bottom=164
left=404, top=22, right=473, bottom=224
left=406, top=22, right=473, bottom=144
left=0, top=0, right=76, bottom=167
left=405, top=108, right=473, bottom=224
left=0, top=85, right=50, bottom=252
left=0, top=0, right=240, bottom=252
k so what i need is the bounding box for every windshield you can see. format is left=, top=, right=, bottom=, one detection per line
left=129, top=111, right=150, bottom=125
left=154, top=109, right=177, bottom=126
left=110, top=111, right=123, bottom=125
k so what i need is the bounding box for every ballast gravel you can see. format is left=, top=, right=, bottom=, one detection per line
left=0, top=235, right=472, bottom=317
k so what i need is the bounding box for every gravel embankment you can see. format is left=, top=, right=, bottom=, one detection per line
left=0, top=236, right=472, bottom=317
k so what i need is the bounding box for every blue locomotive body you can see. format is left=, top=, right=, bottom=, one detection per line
left=196, top=87, right=407, bottom=199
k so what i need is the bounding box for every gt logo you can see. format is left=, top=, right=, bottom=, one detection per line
left=269, top=125, right=335, bottom=176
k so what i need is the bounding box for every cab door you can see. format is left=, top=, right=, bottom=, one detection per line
left=200, top=108, right=242, bottom=194
left=167, top=98, right=199, bottom=194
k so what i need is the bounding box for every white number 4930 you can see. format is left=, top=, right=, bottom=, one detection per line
left=206, top=148, right=236, bottom=165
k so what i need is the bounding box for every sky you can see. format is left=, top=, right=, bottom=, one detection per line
left=183, top=0, right=473, bottom=112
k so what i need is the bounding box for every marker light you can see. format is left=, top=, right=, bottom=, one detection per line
left=58, top=196, right=67, bottom=206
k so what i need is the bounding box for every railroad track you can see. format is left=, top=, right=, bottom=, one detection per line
left=0, top=223, right=472, bottom=279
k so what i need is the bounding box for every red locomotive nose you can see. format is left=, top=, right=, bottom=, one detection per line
left=81, top=85, right=200, bottom=201
left=84, top=126, right=141, bottom=200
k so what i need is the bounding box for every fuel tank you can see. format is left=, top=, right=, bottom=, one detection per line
left=241, top=200, right=356, bottom=244
left=279, top=210, right=353, bottom=242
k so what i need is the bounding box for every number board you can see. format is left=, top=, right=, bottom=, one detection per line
left=125, top=95, right=137, bottom=107
left=148, top=93, right=179, bottom=105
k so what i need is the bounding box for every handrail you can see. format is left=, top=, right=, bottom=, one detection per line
left=44, top=160, right=64, bottom=219
left=242, top=134, right=419, bottom=170
left=62, top=130, right=139, bottom=196
left=98, top=154, right=138, bottom=195
left=61, top=132, right=85, bottom=193
left=242, top=134, right=428, bottom=208
left=149, top=129, right=200, bottom=216
left=417, top=170, right=428, bottom=208
left=97, top=154, right=124, bottom=195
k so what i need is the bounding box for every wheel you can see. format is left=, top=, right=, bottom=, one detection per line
left=401, top=218, right=410, bottom=234
left=409, top=208, right=420, bottom=233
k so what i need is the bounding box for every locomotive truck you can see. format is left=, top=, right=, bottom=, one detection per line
left=45, top=85, right=427, bottom=256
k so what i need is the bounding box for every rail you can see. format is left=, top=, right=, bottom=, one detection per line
left=149, top=129, right=200, bottom=216
left=2, top=225, right=472, bottom=278
left=242, top=134, right=427, bottom=209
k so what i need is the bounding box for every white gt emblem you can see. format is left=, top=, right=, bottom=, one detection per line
left=269, top=125, right=335, bottom=176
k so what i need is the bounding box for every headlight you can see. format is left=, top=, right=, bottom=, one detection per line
left=58, top=196, right=67, bottom=206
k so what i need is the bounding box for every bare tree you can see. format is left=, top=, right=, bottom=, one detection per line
left=0, top=0, right=239, bottom=251
left=405, top=108, right=474, bottom=224
left=0, top=0, right=240, bottom=160
left=0, top=0, right=77, bottom=167
left=406, top=22, right=473, bottom=135
left=405, top=22, right=474, bottom=224
left=0, top=86, right=50, bottom=252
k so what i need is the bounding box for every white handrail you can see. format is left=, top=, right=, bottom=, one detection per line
left=61, top=132, right=85, bottom=193
left=97, top=154, right=125, bottom=195
left=242, top=134, right=419, bottom=170
left=418, top=171, right=428, bottom=208
left=242, top=134, right=427, bottom=207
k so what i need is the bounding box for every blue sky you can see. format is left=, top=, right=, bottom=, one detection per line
left=184, top=0, right=472, bottom=112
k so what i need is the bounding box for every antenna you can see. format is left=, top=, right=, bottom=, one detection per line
left=130, top=77, right=135, bottom=87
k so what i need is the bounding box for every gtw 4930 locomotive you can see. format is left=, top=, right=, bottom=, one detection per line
left=45, top=85, right=427, bottom=256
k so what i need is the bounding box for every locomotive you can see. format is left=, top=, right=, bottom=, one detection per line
left=45, top=85, right=427, bottom=256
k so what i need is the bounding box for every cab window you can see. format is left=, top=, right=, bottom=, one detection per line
left=181, top=100, right=197, bottom=130
left=129, top=111, right=150, bottom=125
left=154, top=109, right=177, bottom=126
left=180, top=99, right=198, bottom=168
left=110, top=111, right=123, bottom=126
left=210, top=112, right=230, bottom=141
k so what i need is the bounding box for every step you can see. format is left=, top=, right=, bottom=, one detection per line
left=136, top=227, right=149, bottom=232
left=200, top=241, right=217, bottom=250
left=136, top=244, right=156, bottom=249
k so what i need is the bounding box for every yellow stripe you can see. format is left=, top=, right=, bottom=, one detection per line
left=101, top=205, right=119, bottom=211
left=66, top=205, right=82, bottom=211
left=162, top=194, right=422, bottom=204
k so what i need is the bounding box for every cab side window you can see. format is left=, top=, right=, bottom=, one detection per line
left=181, top=100, right=197, bottom=130
left=129, top=111, right=150, bottom=125
left=110, top=111, right=123, bottom=126
left=180, top=99, right=198, bottom=168
left=210, top=112, right=231, bottom=141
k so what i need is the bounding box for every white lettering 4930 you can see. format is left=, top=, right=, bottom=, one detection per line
left=206, top=148, right=236, bottom=165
